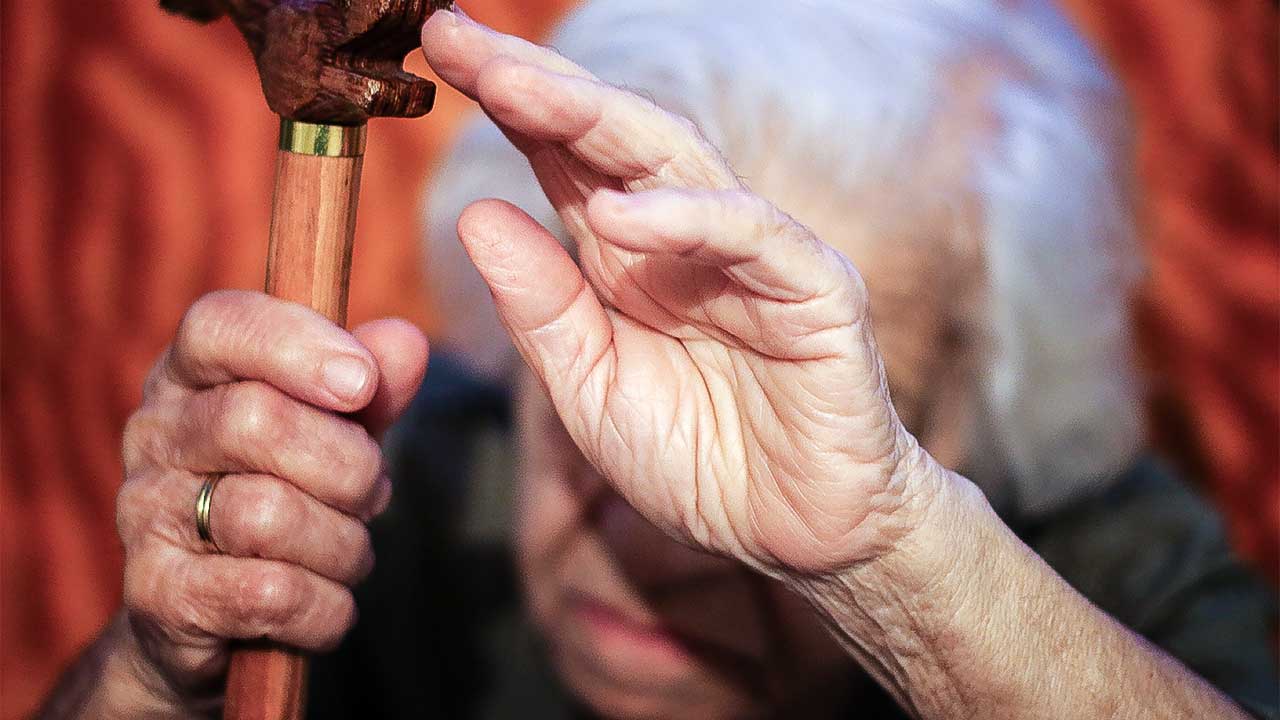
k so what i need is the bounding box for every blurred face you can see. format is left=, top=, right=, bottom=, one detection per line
left=512, top=370, right=854, bottom=719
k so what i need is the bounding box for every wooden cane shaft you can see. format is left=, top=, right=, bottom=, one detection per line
left=224, top=642, right=307, bottom=720
left=263, top=150, right=364, bottom=323
left=223, top=125, right=365, bottom=720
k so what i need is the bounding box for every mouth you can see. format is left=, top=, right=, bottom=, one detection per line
left=559, top=590, right=778, bottom=707
left=567, top=593, right=698, bottom=666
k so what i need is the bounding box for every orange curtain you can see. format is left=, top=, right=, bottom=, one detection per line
left=1059, top=0, right=1279, bottom=579
left=1, top=1, right=1275, bottom=717
left=0, top=2, right=577, bottom=716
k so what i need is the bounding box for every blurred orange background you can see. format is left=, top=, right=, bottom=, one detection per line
left=1, top=1, right=1275, bottom=717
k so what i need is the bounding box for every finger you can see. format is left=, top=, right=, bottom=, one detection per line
left=586, top=188, right=856, bottom=305
left=166, top=381, right=387, bottom=518
left=156, top=290, right=379, bottom=413
left=118, top=469, right=385, bottom=584
left=198, top=474, right=377, bottom=585
left=456, top=199, right=615, bottom=395
left=349, top=319, right=429, bottom=439
left=127, top=548, right=358, bottom=653
left=472, top=57, right=740, bottom=188
left=421, top=8, right=594, bottom=99
left=423, top=11, right=738, bottom=187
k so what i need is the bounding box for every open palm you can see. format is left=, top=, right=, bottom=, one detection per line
left=424, top=11, right=926, bottom=574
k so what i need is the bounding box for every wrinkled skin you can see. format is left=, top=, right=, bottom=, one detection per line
left=425, top=10, right=933, bottom=578
left=107, top=7, right=932, bottom=717
left=52, top=9, right=1258, bottom=720
left=514, top=370, right=856, bottom=718
left=413, top=11, right=945, bottom=716
left=116, top=295, right=427, bottom=705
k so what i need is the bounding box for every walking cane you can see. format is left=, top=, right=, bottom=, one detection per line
left=159, top=1, right=453, bottom=717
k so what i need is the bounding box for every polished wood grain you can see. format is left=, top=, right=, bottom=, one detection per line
left=220, top=146, right=364, bottom=720
left=224, top=642, right=308, bottom=720
left=263, top=149, right=363, bottom=324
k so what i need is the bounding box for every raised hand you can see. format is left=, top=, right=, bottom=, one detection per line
left=422, top=10, right=938, bottom=576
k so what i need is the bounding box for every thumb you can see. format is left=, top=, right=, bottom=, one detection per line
left=456, top=199, right=614, bottom=400
left=350, top=318, right=429, bottom=439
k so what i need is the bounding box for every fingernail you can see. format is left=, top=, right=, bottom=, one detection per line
left=435, top=8, right=458, bottom=26
left=323, top=356, right=371, bottom=402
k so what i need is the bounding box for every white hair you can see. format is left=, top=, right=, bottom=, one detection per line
left=425, top=0, right=1145, bottom=516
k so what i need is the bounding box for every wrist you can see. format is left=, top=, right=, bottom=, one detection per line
left=783, top=445, right=996, bottom=713
left=80, top=612, right=209, bottom=719
left=784, top=448, right=1252, bottom=720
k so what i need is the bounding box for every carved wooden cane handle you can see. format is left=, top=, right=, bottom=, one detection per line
left=161, top=0, right=446, bottom=124
left=160, top=2, right=452, bottom=717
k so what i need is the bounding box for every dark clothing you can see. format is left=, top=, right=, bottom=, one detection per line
left=309, top=352, right=1279, bottom=719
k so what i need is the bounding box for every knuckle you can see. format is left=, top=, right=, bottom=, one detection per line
left=117, top=470, right=193, bottom=548
left=123, top=546, right=184, bottom=630
left=333, top=426, right=385, bottom=512
left=835, top=255, right=870, bottom=311
left=746, top=194, right=820, bottom=260
left=115, top=474, right=158, bottom=545
left=351, top=434, right=386, bottom=501
left=121, top=550, right=158, bottom=613
left=367, top=475, right=393, bottom=520
left=233, top=564, right=305, bottom=629
left=140, top=349, right=174, bottom=401
left=236, top=480, right=302, bottom=551
left=341, top=523, right=375, bottom=584
left=121, top=408, right=167, bottom=475
left=352, top=426, right=384, bottom=475
left=670, top=114, right=727, bottom=167
left=314, top=589, right=358, bottom=651
left=743, top=192, right=788, bottom=232
left=183, top=290, right=247, bottom=332
left=717, top=190, right=752, bottom=220
left=162, top=645, right=227, bottom=685
left=176, top=291, right=242, bottom=356
left=334, top=588, right=358, bottom=636
left=173, top=290, right=286, bottom=385
left=213, top=382, right=292, bottom=456
left=666, top=111, right=700, bottom=141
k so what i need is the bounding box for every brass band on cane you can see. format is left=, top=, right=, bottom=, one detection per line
left=278, top=119, right=367, bottom=158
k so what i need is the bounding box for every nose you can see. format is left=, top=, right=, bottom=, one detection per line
left=593, top=487, right=733, bottom=589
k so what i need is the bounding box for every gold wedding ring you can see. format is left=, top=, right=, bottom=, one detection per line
left=195, top=475, right=223, bottom=552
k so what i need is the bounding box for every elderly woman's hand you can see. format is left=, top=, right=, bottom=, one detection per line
left=107, top=291, right=426, bottom=712
left=416, top=15, right=1262, bottom=720
left=423, top=11, right=937, bottom=577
